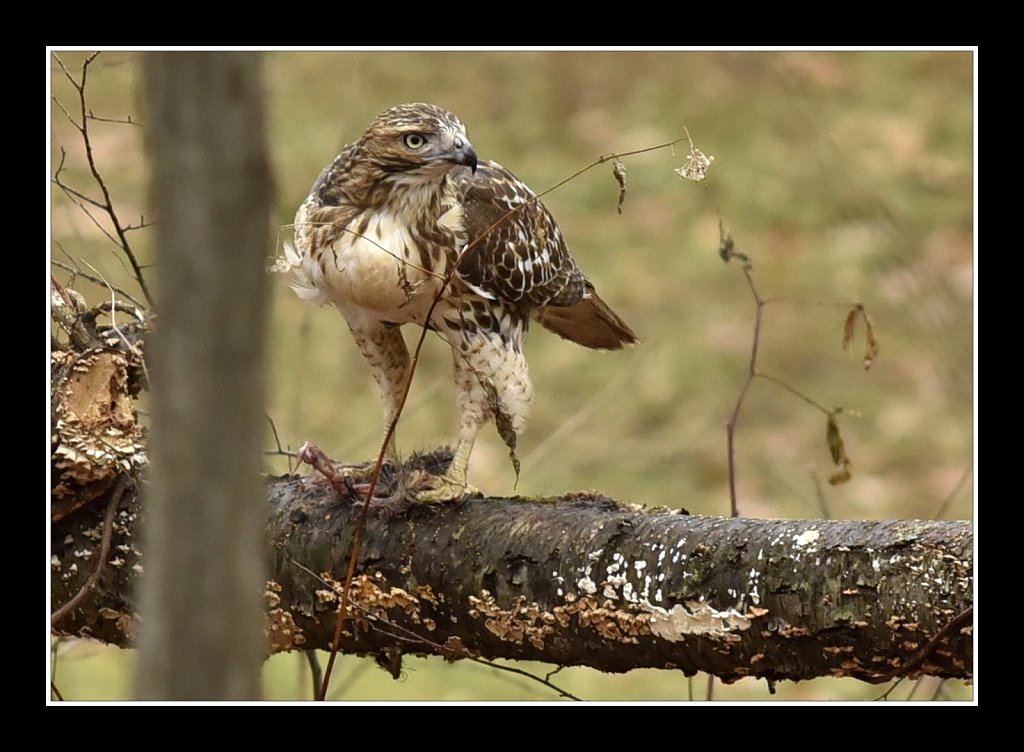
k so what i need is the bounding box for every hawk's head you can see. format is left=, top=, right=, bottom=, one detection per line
left=356, top=103, right=478, bottom=184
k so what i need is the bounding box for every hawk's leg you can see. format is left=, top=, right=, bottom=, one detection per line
left=349, top=319, right=411, bottom=460
left=416, top=307, right=533, bottom=502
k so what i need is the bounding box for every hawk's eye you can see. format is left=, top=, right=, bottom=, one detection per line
left=403, top=133, right=427, bottom=150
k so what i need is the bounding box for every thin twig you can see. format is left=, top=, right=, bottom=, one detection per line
left=53, top=51, right=89, bottom=91
left=891, top=607, right=973, bottom=680
left=53, top=173, right=125, bottom=248
left=304, top=652, right=323, bottom=700
left=934, top=465, right=971, bottom=520
left=314, top=136, right=690, bottom=700
left=755, top=373, right=831, bottom=414
left=290, top=223, right=448, bottom=284
left=87, top=112, right=140, bottom=126
left=51, top=682, right=64, bottom=701
left=51, top=256, right=146, bottom=319
left=326, top=658, right=372, bottom=700
left=725, top=260, right=763, bottom=519
left=52, top=170, right=108, bottom=211
left=50, top=275, right=97, bottom=351
left=81, top=260, right=151, bottom=388
left=52, top=52, right=154, bottom=307
left=473, top=658, right=582, bottom=701
left=265, top=414, right=297, bottom=472
left=51, top=475, right=131, bottom=627
left=811, top=471, right=832, bottom=520
left=905, top=677, right=925, bottom=701
left=50, top=637, right=62, bottom=699
left=874, top=678, right=905, bottom=701
left=720, top=217, right=861, bottom=518
left=123, top=218, right=153, bottom=233
left=93, top=299, right=143, bottom=319
left=52, top=96, right=79, bottom=129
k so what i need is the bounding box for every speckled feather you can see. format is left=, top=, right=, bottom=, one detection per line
left=281, top=103, right=636, bottom=495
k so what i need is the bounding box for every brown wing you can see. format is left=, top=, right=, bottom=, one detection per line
left=453, top=161, right=637, bottom=350
left=453, top=161, right=586, bottom=308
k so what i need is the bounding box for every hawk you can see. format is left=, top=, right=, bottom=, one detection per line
left=280, top=103, right=636, bottom=500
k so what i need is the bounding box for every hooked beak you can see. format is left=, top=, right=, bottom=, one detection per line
left=451, top=135, right=478, bottom=173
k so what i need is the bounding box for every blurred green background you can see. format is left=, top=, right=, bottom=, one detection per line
left=50, top=50, right=974, bottom=701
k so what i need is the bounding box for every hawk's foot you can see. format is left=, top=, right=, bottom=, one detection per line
left=298, top=442, right=364, bottom=498
left=410, top=473, right=483, bottom=504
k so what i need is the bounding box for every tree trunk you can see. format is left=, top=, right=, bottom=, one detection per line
left=51, top=450, right=973, bottom=686
left=133, top=51, right=273, bottom=700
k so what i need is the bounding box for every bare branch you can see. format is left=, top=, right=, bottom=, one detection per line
left=92, top=299, right=145, bottom=319
left=873, top=678, right=905, bottom=701
left=51, top=257, right=145, bottom=308
left=719, top=218, right=877, bottom=512
left=303, top=652, right=323, bottom=700
left=51, top=96, right=80, bottom=130
left=755, top=372, right=831, bottom=414
left=892, top=607, right=973, bottom=681
left=123, top=216, right=153, bottom=233
left=935, top=466, right=972, bottom=520
left=721, top=219, right=760, bottom=519
left=811, top=471, right=832, bottom=520
left=81, top=260, right=151, bottom=388
left=52, top=175, right=109, bottom=212
left=51, top=51, right=155, bottom=307
left=51, top=275, right=97, bottom=350
left=55, top=185, right=124, bottom=247
left=471, top=658, right=582, bottom=701
left=87, top=112, right=140, bottom=126
left=265, top=414, right=298, bottom=471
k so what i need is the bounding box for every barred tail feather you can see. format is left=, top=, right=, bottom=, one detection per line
left=535, top=291, right=638, bottom=351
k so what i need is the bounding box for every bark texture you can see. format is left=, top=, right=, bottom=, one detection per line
left=52, top=450, right=973, bottom=686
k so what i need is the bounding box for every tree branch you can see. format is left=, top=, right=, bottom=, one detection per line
left=51, top=454, right=973, bottom=686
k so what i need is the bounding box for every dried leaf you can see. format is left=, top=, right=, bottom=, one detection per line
left=826, top=414, right=845, bottom=466
left=612, top=159, right=627, bottom=214
left=676, top=129, right=715, bottom=182
left=486, top=382, right=520, bottom=487
left=829, top=467, right=852, bottom=486
left=842, top=306, right=861, bottom=350
left=717, top=217, right=750, bottom=266
left=719, top=219, right=735, bottom=262
left=863, top=312, right=880, bottom=370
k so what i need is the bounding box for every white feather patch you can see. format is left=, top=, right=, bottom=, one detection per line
left=273, top=241, right=329, bottom=306
left=437, top=204, right=464, bottom=232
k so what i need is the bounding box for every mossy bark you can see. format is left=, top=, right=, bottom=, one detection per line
left=52, top=455, right=973, bottom=685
